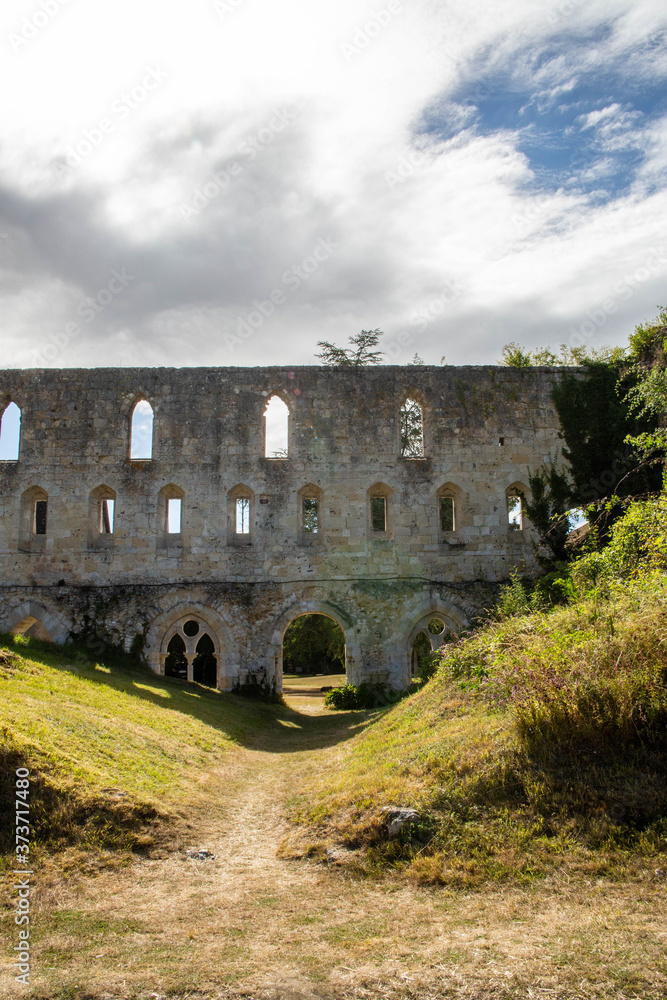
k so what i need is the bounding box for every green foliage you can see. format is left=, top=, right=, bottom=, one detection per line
left=282, top=614, right=345, bottom=674
left=499, top=342, right=532, bottom=367
left=522, top=464, right=574, bottom=563
left=552, top=362, right=661, bottom=531
left=627, top=306, right=667, bottom=363
left=399, top=397, right=424, bottom=457
left=315, top=329, right=384, bottom=367
left=624, top=308, right=667, bottom=463
left=500, top=342, right=627, bottom=367
left=324, top=682, right=401, bottom=710
left=573, top=495, right=667, bottom=584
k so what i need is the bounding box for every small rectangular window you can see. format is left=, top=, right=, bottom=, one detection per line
left=100, top=498, right=115, bottom=534
left=236, top=497, right=250, bottom=534
left=440, top=496, right=454, bottom=532
left=508, top=495, right=522, bottom=530
left=34, top=500, right=47, bottom=536
left=371, top=496, right=386, bottom=533
left=303, top=497, right=319, bottom=533
left=167, top=497, right=182, bottom=534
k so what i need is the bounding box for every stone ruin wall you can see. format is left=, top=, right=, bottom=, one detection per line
left=0, top=365, right=568, bottom=690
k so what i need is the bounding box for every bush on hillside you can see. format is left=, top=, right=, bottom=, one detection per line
left=325, top=682, right=401, bottom=710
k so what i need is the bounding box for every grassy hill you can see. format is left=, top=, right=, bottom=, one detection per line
left=285, top=571, right=667, bottom=886
left=0, top=638, right=273, bottom=863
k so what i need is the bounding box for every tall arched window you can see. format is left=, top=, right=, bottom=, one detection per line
left=0, top=402, right=21, bottom=461
left=400, top=397, right=424, bottom=457
left=88, top=485, right=117, bottom=548
left=19, top=486, right=48, bottom=551
left=158, top=484, right=184, bottom=546
left=264, top=395, right=289, bottom=458
left=507, top=483, right=528, bottom=531
left=130, top=400, right=154, bottom=460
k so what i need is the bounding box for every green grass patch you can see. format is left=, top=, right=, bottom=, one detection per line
left=288, top=575, right=667, bottom=886
left=0, top=634, right=279, bottom=859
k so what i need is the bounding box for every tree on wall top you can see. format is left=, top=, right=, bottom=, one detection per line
left=315, top=329, right=384, bottom=366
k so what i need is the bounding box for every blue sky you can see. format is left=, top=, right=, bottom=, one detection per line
left=0, top=0, right=665, bottom=369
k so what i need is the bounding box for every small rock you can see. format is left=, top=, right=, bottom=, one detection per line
left=187, top=848, right=215, bottom=860
left=380, top=806, right=421, bottom=839
left=325, top=846, right=356, bottom=865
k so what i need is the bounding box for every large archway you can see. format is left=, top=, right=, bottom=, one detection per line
left=268, top=601, right=359, bottom=692
left=282, top=613, right=346, bottom=675
left=1, top=600, right=69, bottom=644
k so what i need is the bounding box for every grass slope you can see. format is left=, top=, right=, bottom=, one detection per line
left=0, top=635, right=271, bottom=861
left=286, top=575, right=667, bottom=886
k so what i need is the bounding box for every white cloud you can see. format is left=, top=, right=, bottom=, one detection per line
left=0, top=0, right=666, bottom=369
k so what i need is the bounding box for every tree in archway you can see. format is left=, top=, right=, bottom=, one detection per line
left=282, top=614, right=345, bottom=674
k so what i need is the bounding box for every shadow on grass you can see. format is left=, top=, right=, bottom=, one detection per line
left=0, top=634, right=377, bottom=754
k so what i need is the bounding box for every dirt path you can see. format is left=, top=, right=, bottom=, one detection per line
left=25, top=688, right=667, bottom=1000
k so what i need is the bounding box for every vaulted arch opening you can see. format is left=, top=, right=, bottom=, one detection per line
left=281, top=612, right=346, bottom=703
left=11, top=615, right=54, bottom=642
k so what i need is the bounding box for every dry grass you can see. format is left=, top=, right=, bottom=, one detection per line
left=0, top=646, right=666, bottom=999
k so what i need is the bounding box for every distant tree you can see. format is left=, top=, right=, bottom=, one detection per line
left=408, top=353, right=425, bottom=365
left=315, top=329, right=384, bottom=367
left=282, top=614, right=345, bottom=674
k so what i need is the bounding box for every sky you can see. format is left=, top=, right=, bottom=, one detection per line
left=0, top=0, right=666, bottom=370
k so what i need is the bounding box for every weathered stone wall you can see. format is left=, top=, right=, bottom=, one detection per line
left=0, top=365, right=567, bottom=689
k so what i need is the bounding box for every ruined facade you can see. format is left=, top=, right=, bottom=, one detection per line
left=0, top=366, right=566, bottom=690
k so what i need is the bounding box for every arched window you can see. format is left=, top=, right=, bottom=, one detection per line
left=88, top=485, right=117, bottom=547
left=298, top=483, right=323, bottom=541
left=165, top=634, right=187, bottom=678
left=229, top=484, right=254, bottom=543
left=158, top=484, right=184, bottom=545
left=193, top=633, right=217, bottom=687
left=264, top=395, right=289, bottom=458
left=130, top=400, right=154, bottom=460
left=368, top=482, right=392, bottom=535
left=0, top=402, right=21, bottom=461
left=507, top=483, right=528, bottom=531
left=19, top=486, right=48, bottom=551
left=400, top=397, right=424, bottom=458
left=437, top=482, right=464, bottom=537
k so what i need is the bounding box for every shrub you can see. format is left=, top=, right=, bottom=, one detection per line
left=325, top=682, right=401, bottom=710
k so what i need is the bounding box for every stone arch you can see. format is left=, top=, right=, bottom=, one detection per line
left=145, top=601, right=239, bottom=690
left=391, top=597, right=469, bottom=688
left=267, top=599, right=360, bottom=691
left=0, top=600, right=70, bottom=644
